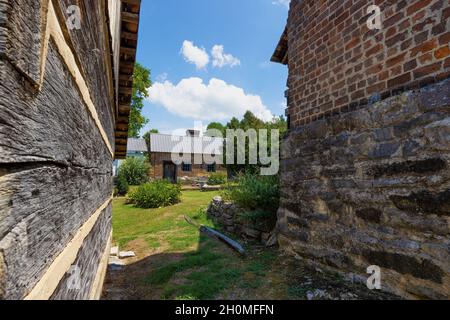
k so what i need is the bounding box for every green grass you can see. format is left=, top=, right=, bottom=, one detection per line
left=111, top=190, right=282, bottom=300
left=113, top=190, right=216, bottom=249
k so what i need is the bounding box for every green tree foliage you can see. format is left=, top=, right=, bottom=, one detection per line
left=208, top=111, right=288, bottom=175
left=205, top=122, right=226, bottom=137
left=129, top=63, right=152, bottom=138
left=118, top=157, right=150, bottom=186
left=115, top=174, right=129, bottom=196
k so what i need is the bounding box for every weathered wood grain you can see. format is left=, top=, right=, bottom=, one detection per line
left=51, top=204, right=112, bottom=300
left=0, top=165, right=112, bottom=299
left=0, top=42, right=112, bottom=168
left=0, top=0, right=44, bottom=83
left=57, top=0, right=116, bottom=146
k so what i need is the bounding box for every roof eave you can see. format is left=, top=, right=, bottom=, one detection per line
left=114, top=0, right=142, bottom=160
left=271, top=27, right=288, bottom=65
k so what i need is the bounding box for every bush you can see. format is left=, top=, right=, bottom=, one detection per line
left=207, top=173, right=227, bottom=186
left=115, top=174, right=129, bottom=196
left=129, top=180, right=182, bottom=208
left=118, top=157, right=150, bottom=185
left=222, top=174, right=279, bottom=213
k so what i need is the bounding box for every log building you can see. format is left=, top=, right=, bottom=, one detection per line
left=149, top=131, right=226, bottom=182
left=0, top=0, right=141, bottom=299
left=273, top=0, right=450, bottom=299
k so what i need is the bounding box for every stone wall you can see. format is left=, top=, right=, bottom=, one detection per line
left=208, top=197, right=276, bottom=245
left=277, top=79, right=450, bottom=299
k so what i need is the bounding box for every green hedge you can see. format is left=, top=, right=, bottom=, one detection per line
left=222, top=174, right=279, bottom=213
left=207, top=173, right=227, bottom=186
left=129, top=180, right=182, bottom=209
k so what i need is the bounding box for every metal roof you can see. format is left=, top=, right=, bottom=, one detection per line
left=150, top=134, right=224, bottom=155
left=127, top=138, right=148, bottom=153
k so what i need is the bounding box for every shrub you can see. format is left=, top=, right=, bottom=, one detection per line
left=222, top=174, right=279, bottom=213
left=207, top=173, right=227, bottom=186
left=115, top=174, right=129, bottom=196
left=129, top=180, right=182, bottom=208
left=118, top=157, right=150, bottom=186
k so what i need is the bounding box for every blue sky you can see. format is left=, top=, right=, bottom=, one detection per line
left=136, top=0, right=289, bottom=135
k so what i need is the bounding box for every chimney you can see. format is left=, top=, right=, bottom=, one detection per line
left=186, top=129, right=200, bottom=137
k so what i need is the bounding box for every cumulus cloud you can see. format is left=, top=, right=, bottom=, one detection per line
left=181, top=40, right=210, bottom=70
left=272, top=0, right=290, bottom=9
left=147, top=77, right=273, bottom=122
left=211, top=45, right=241, bottom=68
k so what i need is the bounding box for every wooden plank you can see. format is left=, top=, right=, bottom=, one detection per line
left=121, top=12, right=139, bottom=24
left=0, top=166, right=112, bottom=299
left=57, top=0, right=116, bottom=147
left=120, top=46, right=136, bottom=56
left=121, top=31, right=137, bottom=41
left=0, top=44, right=112, bottom=167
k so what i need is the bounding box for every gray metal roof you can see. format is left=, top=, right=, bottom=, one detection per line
left=150, top=134, right=224, bottom=155
left=127, top=138, right=148, bottom=153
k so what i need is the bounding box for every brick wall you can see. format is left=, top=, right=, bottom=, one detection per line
left=286, top=0, right=450, bottom=128
left=150, top=152, right=226, bottom=180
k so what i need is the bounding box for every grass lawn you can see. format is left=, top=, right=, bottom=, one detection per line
left=103, top=190, right=397, bottom=300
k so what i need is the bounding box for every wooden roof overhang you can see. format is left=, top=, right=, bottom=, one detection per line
left=115, top=0, right=141, bottom=159
left=271, top=27, right=288, bottom=65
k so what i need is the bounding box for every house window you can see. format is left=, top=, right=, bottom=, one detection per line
left=207, top=163, right=216, bottom=173
left=182, top=163, right=192, bottom=172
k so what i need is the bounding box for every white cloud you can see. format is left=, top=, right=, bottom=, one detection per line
left=181, top=40, right=210, bottom=70
left=272, top=0, right=290, bottom=9
left=211, top=45, right=241, bottom=68
left=155, top=72, right=168, bottom=82
left=147, top=77, right=273, bottom=122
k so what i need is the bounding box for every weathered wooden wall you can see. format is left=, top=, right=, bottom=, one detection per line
left=0, top=0, right=124, bottom=300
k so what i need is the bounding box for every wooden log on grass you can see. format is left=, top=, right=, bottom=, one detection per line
left=184, top=216, right=245, bottom=255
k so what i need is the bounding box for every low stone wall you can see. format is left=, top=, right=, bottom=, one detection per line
left=277, top=79, right=450, bottom=299
left=207, top=197, right=275, bottom=245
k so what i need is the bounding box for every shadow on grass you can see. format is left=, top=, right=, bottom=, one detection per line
left=102, top=229, right=275, bottom=300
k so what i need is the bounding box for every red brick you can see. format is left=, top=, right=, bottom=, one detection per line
left=445, top=57, right=450, bottom=69
left=407, top=0, right=433, bottom=16
left=443, top=7, right=450, bottom=21
left=386, top=52, right=407, bottom=68
left=439, top=32, right=450, bottom=46
left=365, top=44, right=383, bottom=57
left=413, top=62, right=443, bottom=79
left=388, top=73, right=411, bottom=88
left=404, top=59, right=417, bottom=72
left=410, top=40, right=438, bottom=57
left=418, top=52, right=434, bottom=65
left=434, top=46, right=450, bottom=60
left=367, top=82, right=386, bottom=95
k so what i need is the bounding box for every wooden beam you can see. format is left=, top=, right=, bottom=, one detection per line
left=122, top=12, right=139, bottom=24
left=120, top=46, right=136, bottom=56
left=119, top=86, right=132, bottom=95
left=121, top=31, right=137, bottom=40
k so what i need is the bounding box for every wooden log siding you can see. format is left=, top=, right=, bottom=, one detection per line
left=0, top=0, right=139, bottom=300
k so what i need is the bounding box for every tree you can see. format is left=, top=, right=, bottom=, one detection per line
left=206, top=122, right=225, bottom=137
left=129, top=63, right=152, bottom=138
left=207, top=111, right=287, bottom=175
